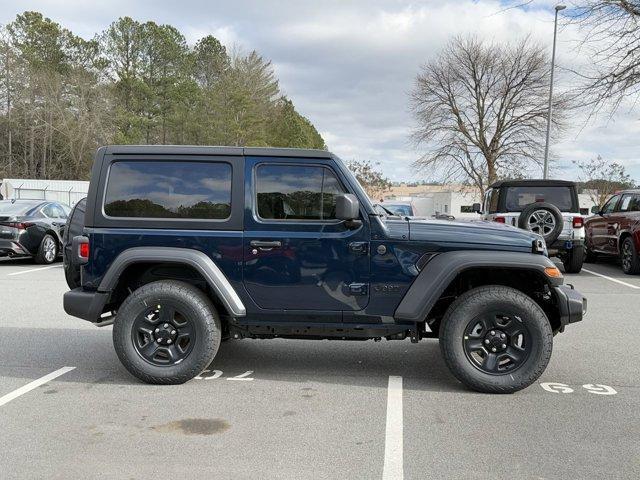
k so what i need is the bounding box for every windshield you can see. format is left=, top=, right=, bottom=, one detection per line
left=384, top=204, right=413, bottom=216
left=0, top=201, right=40, bottom=216
left=504, top=186, right=574, bottom=212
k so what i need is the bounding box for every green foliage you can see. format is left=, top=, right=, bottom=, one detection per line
left=0, top=11, right=325, bottom=180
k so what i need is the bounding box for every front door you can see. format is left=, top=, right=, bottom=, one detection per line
left=242, top=157, right=370, bottom=312
left=591, top=194, right=620, bottom=253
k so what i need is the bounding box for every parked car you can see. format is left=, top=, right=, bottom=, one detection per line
left=0, top=199, right=71, bottom=264
left=584, top=189, right=640, bottom=274
left=476, top=179, right=585, bottom=273
left=381, top=201, right=415, bottom=216
left=63, top=146, right=585, bottom=393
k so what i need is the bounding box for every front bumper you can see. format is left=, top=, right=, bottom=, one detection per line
left=63, top=287, right=111, bottom=324
left=554, top=284, right=586, bottom=329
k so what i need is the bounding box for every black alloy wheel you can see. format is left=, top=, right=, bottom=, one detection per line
left=621, top=237, right=640, bottom=275
left=132, top=302, right=196, bottom=366
left=462, top=312, right=531, bottom=375
left=113, top=280, right=221, bottom=384
left=439, top=285, right=553, bottom=394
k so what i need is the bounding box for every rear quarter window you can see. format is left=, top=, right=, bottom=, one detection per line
left=104, top=161, right=232, bottom=219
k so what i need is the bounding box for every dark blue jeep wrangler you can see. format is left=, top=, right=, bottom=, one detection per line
left=63, top=146, right=585, bottom=393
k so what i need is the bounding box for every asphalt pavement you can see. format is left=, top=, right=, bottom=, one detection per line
left=0, top=256, right=638, bottom=479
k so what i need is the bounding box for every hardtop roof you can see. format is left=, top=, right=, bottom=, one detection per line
left=101, top=145, right=333, bottom=159
left=488, top=179, right=576, bottom=188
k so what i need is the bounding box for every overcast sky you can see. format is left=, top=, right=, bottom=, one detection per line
left=0, top=0, right=638, bottom=182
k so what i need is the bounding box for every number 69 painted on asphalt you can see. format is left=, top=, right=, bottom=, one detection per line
left=540, top=382, right=617, bottom=395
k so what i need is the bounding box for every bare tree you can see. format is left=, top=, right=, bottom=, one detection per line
left=410, top=35, right=568, bottom=193
left=570, top=1, right=640, bottom=112
left=573, top=155, right=635, bottom=207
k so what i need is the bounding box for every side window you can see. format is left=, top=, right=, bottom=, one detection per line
left=42, top=204, right=58, bottom=218
left=52, top=204, right=66, bottom=218
left=620, top=195, right=633, bottom=212
left=631, top=196, right=640, bottom=212
left=104, top=161, right=232, bottom=219
left=256, top=164, right=346, bottom=221
left=602, top=195, right=620, bottom=215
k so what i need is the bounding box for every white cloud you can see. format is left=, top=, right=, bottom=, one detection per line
left=2, top=0, right=638, bottom=182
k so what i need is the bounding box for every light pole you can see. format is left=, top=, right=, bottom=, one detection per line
left=543, top=4, right=566, bottom=179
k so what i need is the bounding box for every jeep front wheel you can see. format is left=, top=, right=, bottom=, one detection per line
left=113, top=280, right=221, bottom=384
left=439, top=285, right=553, bottom=394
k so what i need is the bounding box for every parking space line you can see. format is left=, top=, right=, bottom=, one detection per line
left=0, top=367, right=75, bottom=407
left=582, top=268, right=640, bottom=290
left=7, top=265, right=61, bottom=276
left=383, top=375, right=403, bottom=480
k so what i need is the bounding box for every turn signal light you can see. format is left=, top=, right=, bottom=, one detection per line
left=544, top=266, right=562, bottom=278
left=494, top=217, right=506, bottom=223
left=572, top=217, right=584, bottom=228
left=79, top=242, right=90, bottom=259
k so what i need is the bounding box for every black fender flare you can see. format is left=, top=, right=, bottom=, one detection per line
left=394, top=250, right=561, bottom=322
left=99, top=247, right=246, bottom=317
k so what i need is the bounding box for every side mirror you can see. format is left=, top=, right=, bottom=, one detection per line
left=590, top=205, right=600, bottom=215
left=336, top=193, right=360, bottom=221
left=472, top=203, right=482, bottom=214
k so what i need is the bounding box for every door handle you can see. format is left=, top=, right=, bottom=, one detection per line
left=250, top=240, right=282, bottom=249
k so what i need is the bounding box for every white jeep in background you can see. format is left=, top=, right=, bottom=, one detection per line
left=475, top=179, right=585, bottom=273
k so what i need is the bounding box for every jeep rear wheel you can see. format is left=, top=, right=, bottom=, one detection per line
left=562, top=245, right=584, bottom=274
left=439, top=285, right=553, bottom=394
left=113, top=280, right=221, bottom=384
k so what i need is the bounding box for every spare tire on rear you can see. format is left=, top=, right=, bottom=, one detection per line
left=63, top=197, right=87, bottom=290
left=518, top=202, right=563, bottom=245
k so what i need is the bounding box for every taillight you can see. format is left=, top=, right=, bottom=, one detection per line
left=494, top=217, right=506, bottom=223
left=79, top=242, right=90, bottom=259
left=572, top=217, right=584, bottom=228
left=0, top=222, right=33, bottom=230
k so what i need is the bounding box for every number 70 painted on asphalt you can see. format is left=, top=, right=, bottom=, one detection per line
left=540, top=382, right=617, bottom=395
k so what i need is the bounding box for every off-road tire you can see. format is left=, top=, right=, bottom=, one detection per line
left=113, top=280, right=221, bottom=384
left=35, top=234, right=58, bottom=264
left=562, top=245, right=584, bottom=274
left=439, top=285, right=553, bottom=394
left=518, top=202, right=564, bottom=245
left=620, top=237, right=640, bottom=275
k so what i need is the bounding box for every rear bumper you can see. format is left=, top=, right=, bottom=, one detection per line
left=548, top=237, right=584, bottom=256
left=554, top=285, right=586, bottom=329
left=0, top=239, right=30, bottom=257
left=63, top=288, right=111, bottom=324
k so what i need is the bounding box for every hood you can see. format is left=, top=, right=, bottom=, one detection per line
left=403, top=218, right=542, bottom=252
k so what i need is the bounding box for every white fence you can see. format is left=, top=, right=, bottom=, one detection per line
left=1, top=178, right=89, bottom=207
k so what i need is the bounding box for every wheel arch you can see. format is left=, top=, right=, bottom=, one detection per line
left=394, top=250, right=563, bottom=332
left=99, top=247, right=246, bottom=318
left=619, top=230, right=634, bottom=252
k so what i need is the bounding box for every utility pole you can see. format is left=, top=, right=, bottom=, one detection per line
left=543, top=4, right=566, bottom=179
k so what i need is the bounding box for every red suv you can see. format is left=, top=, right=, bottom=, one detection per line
left=584, top=190, right=640, bottom=274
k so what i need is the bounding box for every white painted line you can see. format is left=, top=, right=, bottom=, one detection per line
left=383, top=375, right=403, bottom=480
left=7, top=265, right=61, bottom=276
left=0, top=367, right=75, bottom=407
left=582, top=268, right=640, bottom=290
